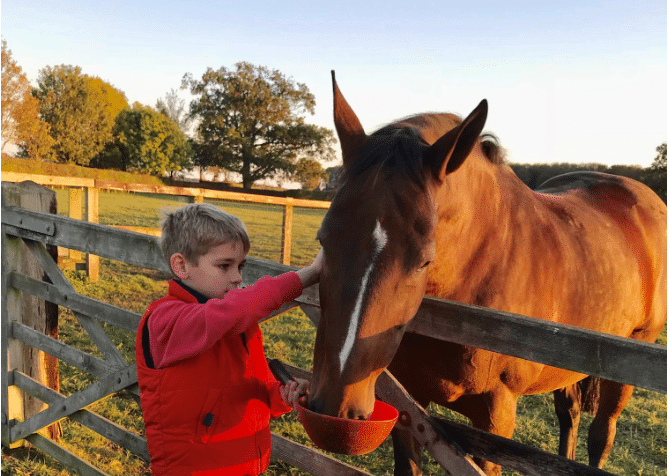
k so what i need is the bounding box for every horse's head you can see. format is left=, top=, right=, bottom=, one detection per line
left=309, top=72, right=488, bottom=419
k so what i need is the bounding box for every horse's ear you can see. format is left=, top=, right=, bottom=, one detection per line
left=332, top=71, right=367, bottom=166
left=424, top=99, right=488, bottom=182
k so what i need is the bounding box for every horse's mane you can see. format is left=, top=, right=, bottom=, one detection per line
left=341, top=127, right=427, bottom=187
left=340, top=118, right=505, bottom=188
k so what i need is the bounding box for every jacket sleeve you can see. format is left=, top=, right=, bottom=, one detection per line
left=267, top=380, right=294, bottom=418
left=257, top=347, right=296, bottom=418
left=149, top=272, right=303, bottom=368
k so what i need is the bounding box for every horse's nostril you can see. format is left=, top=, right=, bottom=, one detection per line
left=308, top=399, right=323, bottom=414
left=346, top=409, right=370, bottom=420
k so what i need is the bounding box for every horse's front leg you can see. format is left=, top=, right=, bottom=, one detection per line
left=391, top=426, right=423, bottom=476
left=453, top=388, right=518, bottom=476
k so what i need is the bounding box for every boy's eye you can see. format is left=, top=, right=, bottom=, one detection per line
left=219, top=263, right=244, bottom=272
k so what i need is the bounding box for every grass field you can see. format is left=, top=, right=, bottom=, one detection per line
left=1, top=189, right=666, bottom=476
left=54, top=189, right=324, bottom=266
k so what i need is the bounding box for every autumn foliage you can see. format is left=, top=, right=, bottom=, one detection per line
left=1, top=40, right=54, bottom=160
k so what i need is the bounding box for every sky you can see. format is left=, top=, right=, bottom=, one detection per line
left=1, top=0, right=667, bottom=167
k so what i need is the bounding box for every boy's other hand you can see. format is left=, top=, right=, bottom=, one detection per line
left=296, top=249, right=324, bottom=289
left=279, top=378, right=309, bottom=409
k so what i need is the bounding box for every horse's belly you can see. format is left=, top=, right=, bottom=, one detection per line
left=389, top=336, right=490, bottom=404
left=523, top=366, right=586, bottom=395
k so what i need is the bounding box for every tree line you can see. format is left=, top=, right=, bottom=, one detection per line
left=323, top=142, right=666, bottom=203
left=1, top=38, right=665, bottom=198
left=509, top=143, right=666, bottom=203
left=2, top=40, right=333, bottom=189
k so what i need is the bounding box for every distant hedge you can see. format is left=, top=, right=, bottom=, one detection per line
left=1, top=156, right=165, bottom=185
left=0, top=156, right=332, bottom=201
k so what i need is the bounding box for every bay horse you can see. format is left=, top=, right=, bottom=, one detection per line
left=309, top=73, right=667, bottom=475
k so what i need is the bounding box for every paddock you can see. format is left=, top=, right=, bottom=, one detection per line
left=1, top=180, right=665, bottom=475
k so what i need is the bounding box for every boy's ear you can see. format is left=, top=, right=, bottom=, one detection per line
left=170, top=253, right=189, bottom=279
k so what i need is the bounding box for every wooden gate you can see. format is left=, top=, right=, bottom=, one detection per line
left=2, top=181, right=666, bottom=476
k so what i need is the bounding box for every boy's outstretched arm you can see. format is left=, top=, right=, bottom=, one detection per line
left=295, top=248, right=324, bottom=289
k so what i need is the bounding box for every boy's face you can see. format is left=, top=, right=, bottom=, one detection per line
left=176, top=240, right=247, bottom=300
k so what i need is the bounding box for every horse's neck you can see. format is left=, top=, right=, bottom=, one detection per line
left=437, top=153, right=523, bottom=228
left=428, top=156, right=531, bottom=298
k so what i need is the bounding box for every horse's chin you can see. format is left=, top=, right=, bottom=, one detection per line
left=340, top=409, right=371, bottom=420
left=347, top=409, right=372, bottom=421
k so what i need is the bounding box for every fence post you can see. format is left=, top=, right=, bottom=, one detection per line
left=280, top=200, right=293, bottom=265
left=85, top=187, right=100, bottom=282
left=68, top=188, right=83, bottom=261
left=1, top=181, right=62, bottom=447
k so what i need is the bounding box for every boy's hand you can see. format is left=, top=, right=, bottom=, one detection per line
left=296, top=249, right=324, bottom=289
left=279, top=378, right=309, bottom=409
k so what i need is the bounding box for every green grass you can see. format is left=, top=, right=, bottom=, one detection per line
left=2, top=190, right=666, bottom=476
left=52, top=188, right=325, bottom=266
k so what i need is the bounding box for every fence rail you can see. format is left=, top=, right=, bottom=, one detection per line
left=0, top=172, right=331, bottom=275
left=1, top=181, right=666, bottom=476
left=0, top=172, right=331, bottom=209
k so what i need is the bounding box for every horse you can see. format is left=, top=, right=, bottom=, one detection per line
left=309, top=72, right=667, bottom=476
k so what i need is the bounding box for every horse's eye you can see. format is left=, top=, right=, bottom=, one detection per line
left=417, top=260, right=432, bottom=272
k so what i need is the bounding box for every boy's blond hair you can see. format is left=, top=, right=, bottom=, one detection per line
left=159, top=203, right=250, bottom=270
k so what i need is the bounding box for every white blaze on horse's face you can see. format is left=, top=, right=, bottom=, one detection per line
left=339, top=219, right=388, bottom=374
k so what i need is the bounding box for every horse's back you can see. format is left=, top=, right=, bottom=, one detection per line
left=536, top=171, right=666, bottom=341
left=536, top=171, right=666, bottom=251
left=537, top=170, right=661, bottom=208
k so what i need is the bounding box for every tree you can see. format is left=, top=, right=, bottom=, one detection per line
left=156, top=88, right=193, bottom=134
left=108, top=103, right=192, bottom=175
left=294, top=157, right=327, bottom=190
left=1, top=39, right=54, bottom=159
left=643, top=142, right=667, bottom=203
left=182, top=62, right=335, bottom=188
left=33, top=65, right=128, bottom=165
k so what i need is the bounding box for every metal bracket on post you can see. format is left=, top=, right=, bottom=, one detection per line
left=2, top=208, right=56, bottom=237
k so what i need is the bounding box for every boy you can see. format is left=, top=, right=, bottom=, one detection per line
left=135, top=203, right=322, bottom=475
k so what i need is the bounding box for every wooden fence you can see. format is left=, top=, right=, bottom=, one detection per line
left=0, top=172, right=331, bottom=281
left=1, top=181, right=666, bottom=476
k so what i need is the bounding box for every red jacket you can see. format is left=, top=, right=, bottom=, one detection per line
left=136, top=274, right=302, bottom=475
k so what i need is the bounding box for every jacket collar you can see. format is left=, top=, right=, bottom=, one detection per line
left=171, top=280, right=210, bottom=304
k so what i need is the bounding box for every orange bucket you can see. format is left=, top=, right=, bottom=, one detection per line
left=296, top=398, right=398, bottom=455
left=268, top=359, right=398, bottom=455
